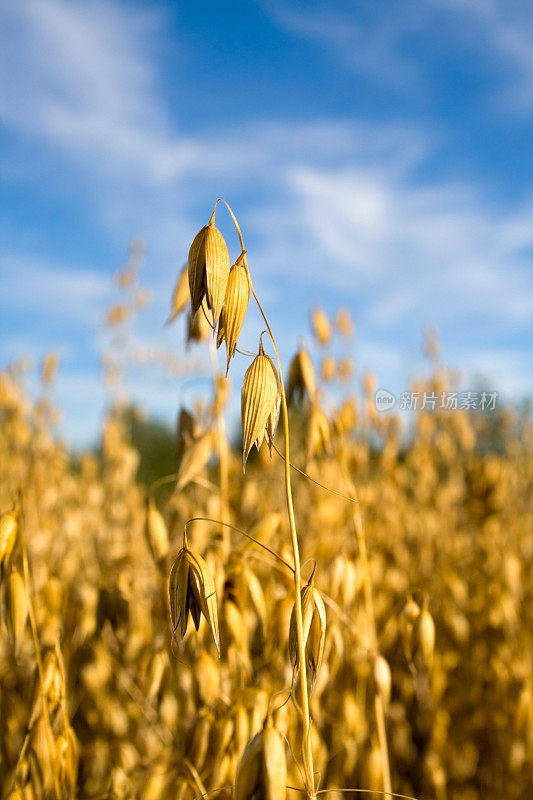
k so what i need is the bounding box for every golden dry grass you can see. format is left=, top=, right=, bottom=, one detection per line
left=0, top=213, right=532, bottom=800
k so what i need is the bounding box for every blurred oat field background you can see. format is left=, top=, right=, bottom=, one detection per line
left=1, top=2, right=532, bottom=800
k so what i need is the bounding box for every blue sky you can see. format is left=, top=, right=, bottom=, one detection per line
left=0, top=0, right=532, bottom=445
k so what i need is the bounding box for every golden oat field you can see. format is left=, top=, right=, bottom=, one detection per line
left=1, top=204, right=532, bottom=800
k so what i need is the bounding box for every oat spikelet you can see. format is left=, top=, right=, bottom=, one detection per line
left=416, top=604, right=436, bottom=668
left=373, top=654, right=392, bottom=708
left=176, top=432, right=213, bottom=490
left=234, top=730, right=262, bottom=800
left=144, top=497, right=169, bottom=565
left=188, top=211, right=230, bottom=326
left=311, top=307, right=332, bottom=347
left=168, top=535, right=220, bottom=654
left=217, top=253, right=250, bottom=372
left=400, top=595, right=421, bottom=661
left=234, top=718, right=286, bottom=800
left=289, top=578, right=326, bottom=692
left=166, top=264, right=189, bottom=325
left=176, top=407, right=199, bottom=462
left=336, top=307, right=354, bottom=339
left=261, top=721, right=287, bottom=800
left=288, top=348, right=315, bottom=403
left=241, top=339, right=280, bottom=469
left=187, top=301, right=213, bottom=344
left=306, top=402, right=332, bottom=462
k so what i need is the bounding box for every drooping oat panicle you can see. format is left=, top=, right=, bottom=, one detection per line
left=217, top=253, right=250, bottom=372
left=287, top=348, right=316, bottom=403
left=0, top=509, right=18, bottom=580
left=166, top=264, right=189, bottom=325
left=188, top=211, right=230, bottom=326
left=289, top=579, right=326, bottom=692
left=168, top=535, right=220, bottom=654
left=241, top=340, right=280, bottom=469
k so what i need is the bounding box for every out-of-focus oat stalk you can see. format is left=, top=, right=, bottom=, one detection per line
left=342, top=469, right=392, bottom=800
left=208, top=338, right=231, bottom=561
left=16, top=492, right=62, bottom=800
left=217, top=198, right=316, bottom=798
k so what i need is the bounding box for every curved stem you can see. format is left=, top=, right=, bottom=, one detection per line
left=271, top=441, right=359, bottom=504
left=248, top=273, right=315, bottom=797
left=219, top=198, right=316, bottom=797
left=183, top=516, right=294, bottom=573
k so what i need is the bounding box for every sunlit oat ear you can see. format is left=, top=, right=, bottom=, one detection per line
left=289, top=577, right=326, bottom=693
left=241, top=338, right=280, bottom=469
left=188, top=209, right=230, bottom=326
left=217, top=252, right=250, bottom=372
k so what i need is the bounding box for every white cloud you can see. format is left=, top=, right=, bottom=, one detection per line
left=281, top=164, right=533, bottom=330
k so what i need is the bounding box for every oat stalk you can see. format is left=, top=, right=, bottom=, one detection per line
left=216, top=198, right=317, bottom=798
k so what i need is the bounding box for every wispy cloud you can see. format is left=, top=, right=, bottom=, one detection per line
left=0, top=0, right=190, bottom=185
left=263, top=0, right=533, bottom=112
left=0, top=253, right=110, bottom=325
left=432, top=0, right=533, bottom=110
